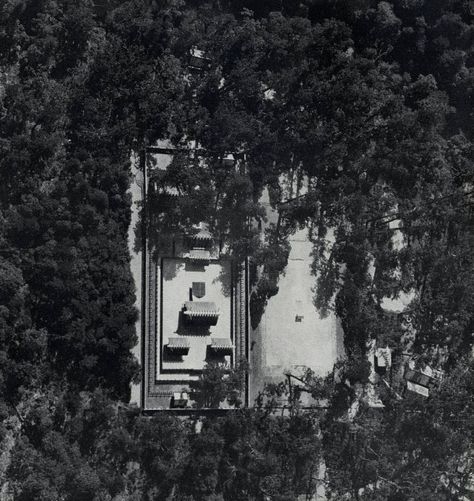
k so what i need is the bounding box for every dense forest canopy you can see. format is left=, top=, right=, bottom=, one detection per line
left=0, top=0, right=473, bottom=499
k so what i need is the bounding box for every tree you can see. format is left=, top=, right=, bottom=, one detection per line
left=190, top=360, right=248, bottom=409
left=322, top=357, right=474, bottom=500
left=1, top=2, right=473, bottom=499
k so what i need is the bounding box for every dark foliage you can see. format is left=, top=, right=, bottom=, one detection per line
left=0, top=0, right=473, bottom=499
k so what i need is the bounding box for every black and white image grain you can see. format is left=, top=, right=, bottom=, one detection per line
left=0, top=1, right=473, bottom=500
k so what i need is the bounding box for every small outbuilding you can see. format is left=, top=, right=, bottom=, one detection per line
left=375, top=347, right=392, bottom=373
left=209, top=337, right=234, bottom=354
left=166, top=337, right=190, bottom=355
left=405, top=368, right=435, bottom=398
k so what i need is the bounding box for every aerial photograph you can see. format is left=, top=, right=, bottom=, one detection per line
left=0, top=0, right=473, bottom=499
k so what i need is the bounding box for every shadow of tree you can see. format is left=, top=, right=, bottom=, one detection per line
left=162, top=258, right=184, bottom=281
left=133, top=200, right=144, bottom=254
left=213, top=259, right=233, bottom=298
left=250, top=282, right=279, bottom=330
left=184, top=261, right=206, bottom=272
left=249, top=223, right=291, bottom=329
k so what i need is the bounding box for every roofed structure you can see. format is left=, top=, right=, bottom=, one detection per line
left=189, top=47, right=211, bottom=70
left=183, top=301, right=219, bottom=324
left=209, top=337, right=234, bottom=353
left=404, top=368, right=441, bottom=397
left=375, top=347, right=392, bottom=369
left=192, top=224, right=213, bottom=242
left=167, top=337, right=190, bottom=354
left=188, top=248, right=211, bottom=262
